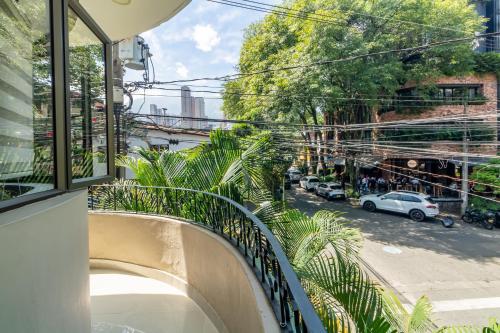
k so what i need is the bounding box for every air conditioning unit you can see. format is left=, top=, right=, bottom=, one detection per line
left=119, top=36, right=146, bottom=71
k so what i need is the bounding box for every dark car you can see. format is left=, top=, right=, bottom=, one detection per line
left=284, top=174, right=292, bottom=190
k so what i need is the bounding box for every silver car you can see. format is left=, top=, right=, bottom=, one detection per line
left=315, top=182, right=346, bottom=200
left=360, top=191, right=439, bottom=222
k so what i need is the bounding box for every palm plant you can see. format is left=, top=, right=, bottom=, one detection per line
left=383, top=292, right=434, bottom=333
left=255, top=205, right=394, bottom=332
left=117, top=130, right=273, bottom=203
left=436, top=318, right=500, bottom=333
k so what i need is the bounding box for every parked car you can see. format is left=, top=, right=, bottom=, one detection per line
left=284, top=174, right=292, bottom=190
left=300, top=176, right=320, bottom=191
left=360, top=191, right=439, bottom=222
left=288, top=170, right=302, bottom=183
left=315, top=182, right=346, bottom=200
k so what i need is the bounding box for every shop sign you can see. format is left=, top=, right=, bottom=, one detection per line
left=407, top=160, right=418, bottom=168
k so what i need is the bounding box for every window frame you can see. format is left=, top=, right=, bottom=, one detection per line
left=384, top=194, right=401, bottom=201
left=0, top=0, right=114, bottom=212
left=66, top=0, right=115, bottom=190
left=401, top=195, right=422, bottom=203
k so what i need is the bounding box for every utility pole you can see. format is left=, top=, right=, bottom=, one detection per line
left=461, top=100, right=469, bottom=214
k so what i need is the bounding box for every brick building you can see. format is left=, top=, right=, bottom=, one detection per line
left=362, top=73, right=498, bottom=197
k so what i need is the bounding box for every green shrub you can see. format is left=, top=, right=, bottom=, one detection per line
left=469, top=196, right=500, bottom=211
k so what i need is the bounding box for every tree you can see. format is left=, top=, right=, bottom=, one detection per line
left=469, top=158, right=500, bottom=210
left=223, top=0, right=485, bottom=174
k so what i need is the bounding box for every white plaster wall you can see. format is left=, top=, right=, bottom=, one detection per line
left=0, top=191, right=90, bottom=333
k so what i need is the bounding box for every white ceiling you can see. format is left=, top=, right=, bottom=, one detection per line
left=79, top=0, right=191, bottom=40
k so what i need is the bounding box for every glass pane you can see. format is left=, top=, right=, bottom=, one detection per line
left=69, top=8, right=107, bottom=180
left=0, top=0, right=54, bottom=201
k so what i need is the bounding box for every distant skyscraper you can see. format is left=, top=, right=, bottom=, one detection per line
left=180, top=86, right=208, bottom=129
left=193, top=97, right=206, bottom=129
left=181, top=86, right=193, bottom=128
left=150, top=104, right=161, bottom=125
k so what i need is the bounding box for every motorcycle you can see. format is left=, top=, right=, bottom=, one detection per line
left=462, top=208, right=494, bottom=230
left=486, top=210, right=500, bottom=228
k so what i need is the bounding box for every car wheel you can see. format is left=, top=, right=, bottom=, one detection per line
left=410, top=209, right=425, bottom=222
left=363, top=201, right=376, bottom=212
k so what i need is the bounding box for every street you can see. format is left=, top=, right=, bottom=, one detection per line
left=288, top=186, right=500, bottom=328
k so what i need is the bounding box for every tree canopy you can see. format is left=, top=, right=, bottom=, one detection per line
left=223, top=0, right=485, bottom=126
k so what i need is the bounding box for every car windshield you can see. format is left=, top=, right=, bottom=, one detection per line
left=330, top=185, right=342, bottom=190
left=310, top=179, right=319, bottom=182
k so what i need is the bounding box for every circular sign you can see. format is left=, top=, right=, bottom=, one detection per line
left=407, top=160, right=418, bottom=168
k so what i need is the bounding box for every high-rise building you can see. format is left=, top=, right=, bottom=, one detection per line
left=150, top=103, right=164, bottom=125
left=180, top=86, right=207, bottom=129
left=181, top=86, right=193, bottom=128
left=193, top=97, right=206, bottom=129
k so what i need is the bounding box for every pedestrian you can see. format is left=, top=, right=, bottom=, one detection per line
left=361, top=176, right=369, bottom=193
left=369, top=176, right=376, bottom=193
left=410, top=177, right=420, bottom=192
left=377, top=176, right=386, bottom=192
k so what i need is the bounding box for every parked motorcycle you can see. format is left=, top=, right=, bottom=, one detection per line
left=462, top=208, right=494, bottom=230
left=486, top=210, right=500, bottom=228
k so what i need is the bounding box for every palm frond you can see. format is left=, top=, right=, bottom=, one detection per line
left=300, top=251, right=392, bottom=332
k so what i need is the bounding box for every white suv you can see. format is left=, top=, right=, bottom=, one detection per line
left=360, top=191, right=439, bottom=221
left=300, top=176, right=320, bottom=191
left=288, top=170, right=302, bottom=183
left=315, top=182, right=346, bottom=200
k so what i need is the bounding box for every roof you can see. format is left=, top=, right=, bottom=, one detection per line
left=80, top=0, right=191, bottom=40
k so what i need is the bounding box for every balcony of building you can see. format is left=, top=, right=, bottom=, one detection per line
left=87, top=185, right=326, bottom=333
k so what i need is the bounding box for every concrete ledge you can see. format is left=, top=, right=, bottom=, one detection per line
left=88, top=212, right=280, bottom=333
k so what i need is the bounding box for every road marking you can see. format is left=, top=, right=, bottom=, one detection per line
left=383, top=246, right=402, bottom=254
left=404, top=297, right=500, bottom=313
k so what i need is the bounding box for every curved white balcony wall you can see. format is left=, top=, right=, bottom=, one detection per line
left=79, top=0, right=191, bottom=40
left=89, top=212, right=280, bottom=333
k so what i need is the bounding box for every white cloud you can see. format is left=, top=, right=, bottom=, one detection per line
left=191, top=24, right=221, bottom=52
left=175, top=62, right=189, bottom=78
left=162, top=27, right=193, bottom=43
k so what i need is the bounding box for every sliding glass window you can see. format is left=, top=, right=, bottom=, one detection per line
left=0, top=0, right=55, bottom=202
left=68, top=7, right=108, bottom=180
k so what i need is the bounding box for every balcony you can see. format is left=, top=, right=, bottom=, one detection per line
left=88, top=185, right=325, bottom=333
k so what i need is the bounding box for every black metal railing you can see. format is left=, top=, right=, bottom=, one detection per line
left=88, top=184, right=325, bottom=333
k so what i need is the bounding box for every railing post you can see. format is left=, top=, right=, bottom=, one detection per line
left=175, top=189, right=179, bottom=216
left=113, top=186, right=117, bottom=211
left=135, top=186, right=138, bottom=213
left=258, top=229, right=265, bottom=283
left=90, top=186, right=94, bottom=210
left=156, top=187, right=160, bottom=214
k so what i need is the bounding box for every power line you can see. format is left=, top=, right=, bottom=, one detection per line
left=238, top=0, right=466, bottom=33
left=128, top=31, right=500, bottom=85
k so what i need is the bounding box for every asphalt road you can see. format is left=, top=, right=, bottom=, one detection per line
left=287, top=185, right=500, bottom=328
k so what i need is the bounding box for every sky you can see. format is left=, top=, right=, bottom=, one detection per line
left=125, top=0, right=270, bottom=118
